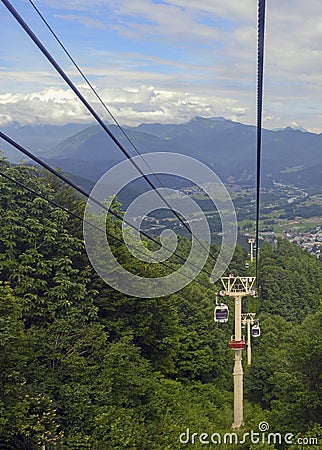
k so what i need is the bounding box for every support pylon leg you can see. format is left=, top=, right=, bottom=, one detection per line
left=247, top=320, right=252, bottom=366
left=232, top=349, right=244, bottom=429
left=232, top=296, right=243, bottom=429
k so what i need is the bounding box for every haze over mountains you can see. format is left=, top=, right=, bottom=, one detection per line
left=2, top=117, right=322, bottom=189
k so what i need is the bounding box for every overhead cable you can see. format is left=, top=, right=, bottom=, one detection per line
left=0, top=168, right=212, bottom=290
left=27, top=0, right=165, bottom=189
left=2, top=0, right=219, bottom=266
left=0, top=130, right=215, bottom=279
left=255, top=0, right=266, bottom=281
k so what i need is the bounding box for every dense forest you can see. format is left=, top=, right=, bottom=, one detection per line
left=0, top=157, right=321, bottom=449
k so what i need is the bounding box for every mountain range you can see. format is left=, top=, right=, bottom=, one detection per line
left=1, top=117, right=322, bottom=189
left=0, top=123, right=87, bottom=162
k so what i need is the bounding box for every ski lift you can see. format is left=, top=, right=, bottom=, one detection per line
left=214, top=293, right=229, bottom=323
left=251, top=322, right=260, bottom=337
left=245, top=262, right=250, bottom=269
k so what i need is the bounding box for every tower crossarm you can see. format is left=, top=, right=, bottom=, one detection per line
left=241, top=312, right=256, bottom=324
left=221, top=276, right=256, bottom=297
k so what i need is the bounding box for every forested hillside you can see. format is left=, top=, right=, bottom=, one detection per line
left=0, top=158, right=321, bottom=449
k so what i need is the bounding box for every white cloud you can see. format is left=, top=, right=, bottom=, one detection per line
left=2, top=0, right=322, bottom=131
left=107, top=0, right=224, bottom=45
left=38, top=0, right=107, bottom=10
left=54, top=14, right=106, bottom=30
left=0, top=87, right=88, bottom=126
left=0, top=85, right=248, bottom=127
left=0, top=67, right=64, bottom=92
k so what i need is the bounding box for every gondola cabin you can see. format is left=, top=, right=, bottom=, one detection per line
left=229, top=336, right=246, bottom=350
left=251, top=324, right=260, bottom=337
left=214, top=303, right=229, bottom=323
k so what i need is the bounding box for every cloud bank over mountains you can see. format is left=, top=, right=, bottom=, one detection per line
left=0, top=84, right=247, bottom=127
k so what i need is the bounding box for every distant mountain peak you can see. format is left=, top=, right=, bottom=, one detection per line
left=273, top=125, right=308, bottom=133
left=287, top=126, right=307, bottom=133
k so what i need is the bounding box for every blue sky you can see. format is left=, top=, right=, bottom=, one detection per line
left=1, top=0, right=322, bottom=132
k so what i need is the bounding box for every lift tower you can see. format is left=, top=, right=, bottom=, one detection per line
left=248, top=238, right=255, bottom=262
left=220, top=276, right=256, bottom=429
